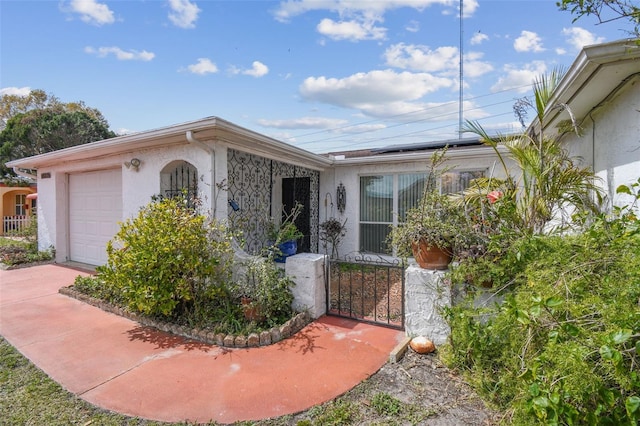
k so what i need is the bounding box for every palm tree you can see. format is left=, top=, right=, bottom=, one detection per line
left=462, top=69, right=604, bottom=235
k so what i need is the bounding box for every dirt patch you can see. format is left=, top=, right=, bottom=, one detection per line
left=283, top=346, right=499, bottom=425
left=366, top=349, right=499, bottom=425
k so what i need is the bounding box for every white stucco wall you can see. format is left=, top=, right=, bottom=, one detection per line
left=561, top=77, right=640, bottom=211
left=320, top=147, right=510, bottom=257
left=34, top=142, right=226, bottom=263
left=404, top=266, right=451, bottom=344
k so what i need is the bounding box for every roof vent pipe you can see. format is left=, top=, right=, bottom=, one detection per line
left=186, top=130, right=217, bottom=216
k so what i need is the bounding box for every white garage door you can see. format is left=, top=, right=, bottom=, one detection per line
left=69, top=169, right=122, bottom=265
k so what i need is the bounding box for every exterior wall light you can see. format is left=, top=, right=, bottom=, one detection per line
left=124, top=158, right=141, bottom=172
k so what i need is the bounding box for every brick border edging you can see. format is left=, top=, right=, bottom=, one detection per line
left=59, top=286, right=312, bottom=349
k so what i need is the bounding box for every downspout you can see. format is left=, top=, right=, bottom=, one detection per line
left=186, top=131, right=217, bottom=216
left=12, top=167, right=37, bottom=180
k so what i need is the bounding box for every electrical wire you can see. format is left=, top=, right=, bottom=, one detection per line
left=280, top=81, right=535, bottom=145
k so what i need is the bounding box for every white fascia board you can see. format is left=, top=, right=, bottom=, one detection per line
left=536, top=39, right=640, bottom=133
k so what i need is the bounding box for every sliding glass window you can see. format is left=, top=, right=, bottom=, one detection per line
left=359, top=169, right=485, bottom=254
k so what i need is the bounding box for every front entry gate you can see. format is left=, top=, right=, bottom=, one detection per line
left=326, top=254, right=405, bottom=330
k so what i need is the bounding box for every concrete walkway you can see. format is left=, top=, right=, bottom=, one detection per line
left=0, top=264, right=404, bottom=424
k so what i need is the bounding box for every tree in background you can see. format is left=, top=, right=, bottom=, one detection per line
left=0, top=89, right=110, bottom=130
left=0, top=90, right=115, bottom=180
left=558, top=0, right=640, bottom=39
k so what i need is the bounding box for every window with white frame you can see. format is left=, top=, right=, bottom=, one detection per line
left=15, top=194, right=26, bottom=216
left=359, top=169, right=486, bottom=254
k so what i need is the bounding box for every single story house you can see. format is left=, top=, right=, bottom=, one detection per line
left=0, top=183, right=37, bottom=236
left=6, top=39, right=639, bottom=266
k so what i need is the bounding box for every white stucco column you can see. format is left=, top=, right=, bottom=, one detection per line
left=285, top=253, right=327, bottom=318
left=404, top=265, right=451, bottom=345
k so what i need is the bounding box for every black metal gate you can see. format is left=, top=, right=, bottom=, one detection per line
left=326, top=253, right=405, bottom=330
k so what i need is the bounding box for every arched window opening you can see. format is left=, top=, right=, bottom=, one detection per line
left=160, top=161, right=198, bottom=202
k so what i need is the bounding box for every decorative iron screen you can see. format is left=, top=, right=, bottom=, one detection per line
left=227, top=149, right=319, bottom=255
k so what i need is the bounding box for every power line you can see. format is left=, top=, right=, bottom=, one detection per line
left=283, top=82, right=535, bottom=144
left=294, top=97, right=520, bottom=148
left=303, top=110, right=516, bottom=152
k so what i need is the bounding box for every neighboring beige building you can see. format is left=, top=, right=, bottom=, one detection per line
left=0, top=183, right=36, bottom=236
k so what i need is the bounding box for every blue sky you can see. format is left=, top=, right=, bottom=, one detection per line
left=0, top=0, right=632, bottom=153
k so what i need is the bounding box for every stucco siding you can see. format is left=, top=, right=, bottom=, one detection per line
left=34, top=143, right=220, bottom=264
left=327, top=148, right=509, bottom=256
left=561, top=77, right=640, bottom=210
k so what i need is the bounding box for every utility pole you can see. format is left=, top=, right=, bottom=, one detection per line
left=458, top=0, right=464, bottom=138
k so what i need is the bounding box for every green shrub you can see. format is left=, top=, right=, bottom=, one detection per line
left=443, top=208, right=640, bottom=424
left=97, top=196, right=235, bottom=317
left=72, top=275, right=123, bottom=305
left=233, top=257, right=295, bottom=326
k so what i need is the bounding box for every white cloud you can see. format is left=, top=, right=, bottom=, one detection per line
left=562, top=27, right=605, bottom=51
left=168, top=0, right=201, bottom=29
left=317, top=18, right=386, bottom=41
left=299, top=69, right=455, bottom=117
left=384, top=43, right=492, bottom=78
left=491, top=61, right=547, bottom=93
left=230, top=61, right=269, bottom=77
left=349, top=98, right=488, bottom=123
left=68, top=0, right=114, bottom=26
left=186, top=58, right=218, bottom=75
left=244, top=61, right=269, bottom=77
left=273, top=0, right=478, bottom=44
left=464, top=51, right=494, bottom=78
left=461, top=0, right=479, bottom=17
left=84, top=46, right=155, bottom=61
left=514, top=30, right=545, bottom=53
left=258, top=116, right=348, bottom=129
left=405, top=20, right=420, bottom=33
left=385, top=43, right=458, bottom=72
left=0, top=87, right=31, bottom=97
left=274, top=0, right=478, bottom=22
left=115, top=128, right=135, bottom=135
left=470, top=32, right=488, bottom=45
left=339, top=123, right=388, bottom=133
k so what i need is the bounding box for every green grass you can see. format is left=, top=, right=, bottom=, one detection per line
left=0, top=237, right=29, bottom=248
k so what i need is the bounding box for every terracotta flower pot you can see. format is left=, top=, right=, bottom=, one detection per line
left=241, top=297, right=264, bottom=322
left=411, top=239, right=453, bottom=270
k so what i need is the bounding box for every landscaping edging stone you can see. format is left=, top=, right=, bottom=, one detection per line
left=59, top=286, right=312, bottom=349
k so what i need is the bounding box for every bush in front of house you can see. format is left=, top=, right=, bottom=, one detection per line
left=97, top=195, right=235, bottom=318
left=441, top=182, right=640, bottom=424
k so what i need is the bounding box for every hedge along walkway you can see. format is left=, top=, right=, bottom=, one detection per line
left=0, top=264, right=404, bottom=424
